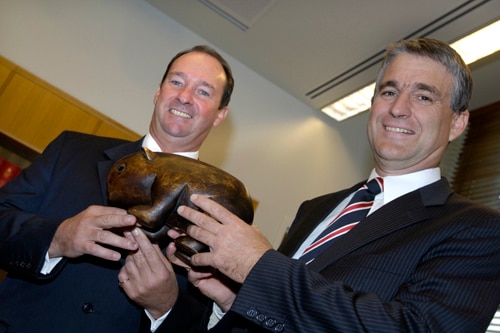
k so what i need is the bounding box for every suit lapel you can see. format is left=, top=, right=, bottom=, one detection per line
left=307, top=190, right=427, bottom=271
left=304, top=178, right=453, bottom=272
left=278, top=182, right=364, bottom=256
left=97, top=139, right=143, bottom=203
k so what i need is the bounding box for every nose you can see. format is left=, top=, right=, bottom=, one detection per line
left=176, top=87, right=194, bottom=105
left=389, top=93, right=411, bottom=118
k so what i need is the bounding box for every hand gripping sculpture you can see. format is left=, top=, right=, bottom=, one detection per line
left=107, top=147, right=254, bottom=264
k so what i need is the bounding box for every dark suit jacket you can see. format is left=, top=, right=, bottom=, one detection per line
left=0, top=131, right=210, bottom=333
left=216, top=179, right=500, bottom=332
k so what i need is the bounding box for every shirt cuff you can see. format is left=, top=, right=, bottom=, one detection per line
left=145, top=309, right=171, bottom=332
left=208, top=303, right=226, bottom=329
left=40, top=252, right=63, bottom=275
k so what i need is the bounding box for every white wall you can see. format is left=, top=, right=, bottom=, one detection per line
left=0, top=0, right=373, bottom=247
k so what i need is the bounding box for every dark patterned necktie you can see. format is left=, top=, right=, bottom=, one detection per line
left=300, top=177, right=384, bottom=264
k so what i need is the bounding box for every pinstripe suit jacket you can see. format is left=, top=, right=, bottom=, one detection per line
left=220, top=179, right=500, bottom=333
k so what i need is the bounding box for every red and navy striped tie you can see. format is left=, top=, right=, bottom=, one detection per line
left=300, top=177, right=384, bottom=264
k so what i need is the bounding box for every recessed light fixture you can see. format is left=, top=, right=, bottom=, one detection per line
left=322, top=19, right=500, bottom=122
left=451, top=19, right=500, bottom=64
left=321, top=83, right=375, bottom=122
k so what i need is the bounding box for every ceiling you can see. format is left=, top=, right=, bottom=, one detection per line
left=145, top=0, right=500, bottom=115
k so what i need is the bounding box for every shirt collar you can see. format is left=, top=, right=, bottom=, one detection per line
left=368, top=168, right=441, bottom=205
left=142, top=133, right=199, bottom=160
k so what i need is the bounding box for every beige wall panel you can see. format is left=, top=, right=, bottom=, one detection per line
left=0, top=74, right=101, bottom=152
left=0, top=56, right=140, bottom=153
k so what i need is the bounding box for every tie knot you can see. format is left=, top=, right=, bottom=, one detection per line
left=365, top=177, right=383, bottom=196
left=347, top=177, right=383, bottom=205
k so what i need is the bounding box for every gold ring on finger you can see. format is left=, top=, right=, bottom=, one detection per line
left=119, top=279, right=130, bottom=287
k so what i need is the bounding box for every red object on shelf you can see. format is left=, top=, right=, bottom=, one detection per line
left=0, top=157, right=22, bottom=187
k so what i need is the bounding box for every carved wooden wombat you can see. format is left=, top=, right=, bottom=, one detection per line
left=107, top=147, right=254, bottom=263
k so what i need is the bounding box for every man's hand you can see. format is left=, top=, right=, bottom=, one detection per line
left=177, top=194, right=273, bottom=284
left=118, top=228, right=179, bottom=319
left=48, top=205, right=138, bottom=260
left=166, top=232, right=239, bottom=312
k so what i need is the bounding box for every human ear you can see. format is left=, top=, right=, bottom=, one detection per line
left=213, top=107, right=229, bottom=127
left=153, top=85, right=161, bottom=105
left=449, top=110, right=469, bottom=142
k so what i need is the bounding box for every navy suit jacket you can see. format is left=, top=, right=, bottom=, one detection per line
left=217, top=179, right=500, bottom=332
left=0, top=131, right=210, bottom=333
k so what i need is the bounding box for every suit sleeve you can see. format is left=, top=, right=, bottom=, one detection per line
left=228, top=207, right=500, bottom=332
left=141, top=289, right=211, bottom=333
left=146, top=284, right=256, bottom=333
left=0, top=131, right=128, bottom=279
left=0, top=132, right=70, bottom=278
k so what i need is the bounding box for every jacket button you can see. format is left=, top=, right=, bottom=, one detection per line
left=274, top=323, right=285, bottom=332
left=265, top=318, right=277, bottom=327
left=256, top=313, right=266, bottom=322
left=82, top=303, right=95, bottom=314
left=246, top=308, right=258, bottom=318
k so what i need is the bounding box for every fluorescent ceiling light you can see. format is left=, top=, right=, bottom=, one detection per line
left=321, top=83, right=375, bottom=122
left=322, top=19, right=500, bottom=122
left=451, top=20, right=500, bottom=64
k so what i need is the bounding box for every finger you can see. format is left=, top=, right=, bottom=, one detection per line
left=179, top=221, right=217, bottom=252
left=129, top=230, right=154, bottom=272
left=166, top=242, right=191, bottom=270
left=118, top=266, right=130, bottom=288
left=79, top=227, right=136, bottom=261
left=90, top=227, right=138, bottom=252
left=177, top=204, right=220, bottom=235
left=118, top=278, right=131, bottom=288
left=189, top=194, right=235, bottom=226
left=83, top=241, right=129, bottom=261
left=131, top=228, right=155, bottom=253
left=96, top=211, right=137, bottom=229
left=122, top=253, right=141, bottom=287
left=117, top=231, right=144, bottom=283
left=122, top=230, right=167, bottom=288
left=130, top=228, right=169, bottom=272
left=167, top=228, right=183, bottom=239
left=189, top=252, right=214, bottom=268
left=88, top=205, right=129, bottom=216
left=186, top=269, right=214, bottom=285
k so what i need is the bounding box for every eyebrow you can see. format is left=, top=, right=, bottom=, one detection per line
left=380, top=80, right=441, bottom=97
left=415, top=82, right=440, bottom=96
left=168, top=71, right=216, bottom=91
left=379, top=80, right=397, bottom=91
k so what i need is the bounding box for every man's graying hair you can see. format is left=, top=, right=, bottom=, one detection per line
left=160, top=45, right=234, bottom=110
left=375, top=38, right=473, bottom=113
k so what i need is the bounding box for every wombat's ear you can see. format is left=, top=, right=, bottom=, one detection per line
left=141, top=147, right=156, bottom=161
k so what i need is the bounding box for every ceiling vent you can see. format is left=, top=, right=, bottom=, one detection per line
left=306, top=0, right=493, bottom=101
left=199, top=0, right=276, bottom=31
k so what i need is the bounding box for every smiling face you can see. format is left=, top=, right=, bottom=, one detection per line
left=149, top=51, right=229, bottom=153
left=367, top=54, right=469, bottom=176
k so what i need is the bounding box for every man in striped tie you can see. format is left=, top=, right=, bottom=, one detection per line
left=162, top=38, right=499, bottom=333
left=298, top=177, right=383, bottom=265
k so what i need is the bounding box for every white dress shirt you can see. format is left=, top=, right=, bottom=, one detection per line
left=292, top=168, right=441, bottom=259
